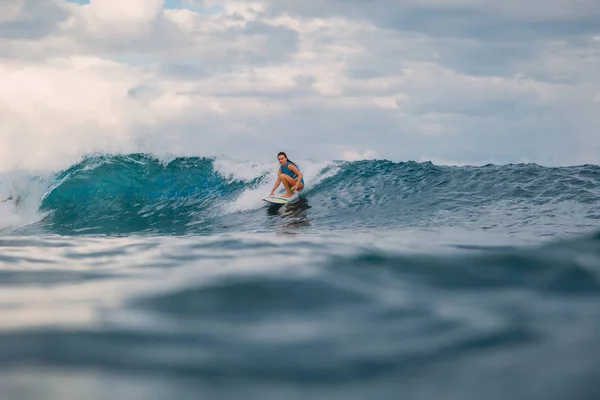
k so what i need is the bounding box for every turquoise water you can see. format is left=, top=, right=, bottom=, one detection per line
left=1, top=154, right=599, bottom=399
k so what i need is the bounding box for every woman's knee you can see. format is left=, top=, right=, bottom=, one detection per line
left=279, top=173, right=292, bottom=182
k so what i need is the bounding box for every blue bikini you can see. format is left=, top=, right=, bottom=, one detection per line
left=280, top=162, right=304, bottom=184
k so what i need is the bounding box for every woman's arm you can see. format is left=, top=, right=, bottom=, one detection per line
left=270, top=168, right=281, bottom=195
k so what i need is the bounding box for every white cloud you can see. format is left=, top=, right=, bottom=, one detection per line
left=66, top=0, right=164, bottom=38
left=0, top=56, right=164, bottom=171
left=341, top=149, right=378, bottom=161
left=0, top=0, right=24, bottom=23
left=0, top=0, right=599, bottom=172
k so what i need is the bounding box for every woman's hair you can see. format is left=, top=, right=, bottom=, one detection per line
left=277, top=151, right=294, bottom=165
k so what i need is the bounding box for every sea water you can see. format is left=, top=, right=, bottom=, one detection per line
left=1, top=154, right=599, bottom=399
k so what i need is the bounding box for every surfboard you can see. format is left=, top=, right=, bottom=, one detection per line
left=262, top=196, right=289, bottom=205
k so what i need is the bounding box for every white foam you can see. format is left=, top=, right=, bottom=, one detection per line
left=219, top=159, right=341, bottom=214
left=213, top=157, right=274, bottom=183
left=0, top=171, right=50, bottom=232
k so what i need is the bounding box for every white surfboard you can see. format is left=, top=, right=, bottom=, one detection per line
left=262, top=196, right=290, bottom=205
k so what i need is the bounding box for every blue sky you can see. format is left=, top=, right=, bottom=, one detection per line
left=1, top=0, right=599, bottom=171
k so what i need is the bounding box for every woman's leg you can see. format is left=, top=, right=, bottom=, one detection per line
left=279, top=174, right=297, bottom=197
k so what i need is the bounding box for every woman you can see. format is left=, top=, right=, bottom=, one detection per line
left=269, top=152, right=304, bottom=198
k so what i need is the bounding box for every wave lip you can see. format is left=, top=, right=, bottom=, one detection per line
left=39, top=154, right=254, bottom=234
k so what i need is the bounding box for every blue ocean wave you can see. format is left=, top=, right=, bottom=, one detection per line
left=39, top=154, right=255, bottom=234
left=2, top=154, right=598, bottom=235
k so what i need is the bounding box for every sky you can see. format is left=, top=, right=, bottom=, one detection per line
left=0, top=0, right=599, bottom=172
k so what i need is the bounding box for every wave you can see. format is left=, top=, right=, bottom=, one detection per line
left=0, top=229, right=599, bottom=397
left=39, top=154, right=254, bottom=234
left=1, top=154, right=599, bottom=236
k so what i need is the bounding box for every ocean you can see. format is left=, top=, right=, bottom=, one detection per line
left=0, top=154, right=599, bottom=399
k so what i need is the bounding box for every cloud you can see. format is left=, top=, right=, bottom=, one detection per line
left=0, top=0, right=25, bottom=24
left=70, top=0, right=164, bottom=38
left=341, top=149, right=378, bottom=161
left=0, top=0, right=68, bottom=39
left=262, top=0, right=600, bottom=36
left=1, top=0, right=599, bottom=172
left=0, top=56, right=158, bottom=171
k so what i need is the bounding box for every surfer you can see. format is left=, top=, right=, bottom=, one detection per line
left=269, top=152, right=304, bottom=198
